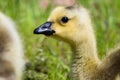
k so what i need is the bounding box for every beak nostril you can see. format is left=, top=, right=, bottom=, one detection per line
left=40, top=21, right=53, bottom=29
left=45, top=23, right=51, bottom=27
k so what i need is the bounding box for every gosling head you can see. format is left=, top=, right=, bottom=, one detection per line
left=34, top=6, right=93, bottom=45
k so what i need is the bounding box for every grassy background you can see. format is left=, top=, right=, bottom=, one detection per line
left=0, top=0, right=120, bottom=80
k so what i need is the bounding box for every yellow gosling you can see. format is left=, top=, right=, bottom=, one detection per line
left=34, top=6, right=120, bottom=80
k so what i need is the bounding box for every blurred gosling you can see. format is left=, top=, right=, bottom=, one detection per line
left=0, top=12, right=25, bottom=80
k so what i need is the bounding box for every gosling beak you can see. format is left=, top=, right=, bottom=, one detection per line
left=34, top=22, right=55, bottom=36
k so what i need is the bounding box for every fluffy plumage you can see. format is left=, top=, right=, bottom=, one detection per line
left=34, top=6, right=120, bottom=80
left=0, top=12, right=24, bottom=80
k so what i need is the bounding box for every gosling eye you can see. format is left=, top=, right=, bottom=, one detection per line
left=61, top=16, right=69, bottom=23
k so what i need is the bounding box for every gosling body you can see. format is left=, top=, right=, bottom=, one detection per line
left=0, top=12, right=24, bottom=80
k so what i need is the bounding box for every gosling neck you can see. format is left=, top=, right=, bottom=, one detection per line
left=71, top=34, right=99, bottom=62
left=69, top=33, right=100, bottom=79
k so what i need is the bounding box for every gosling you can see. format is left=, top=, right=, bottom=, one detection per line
left=34, top=6, right=120, bottom=80
left=0, top=12, right=24, bottom=80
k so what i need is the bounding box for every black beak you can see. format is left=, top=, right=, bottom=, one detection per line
left=34, top=22, right=55, bottom=36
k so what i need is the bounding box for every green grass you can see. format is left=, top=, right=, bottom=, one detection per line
left=0, top=0, right=120, bottom=80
